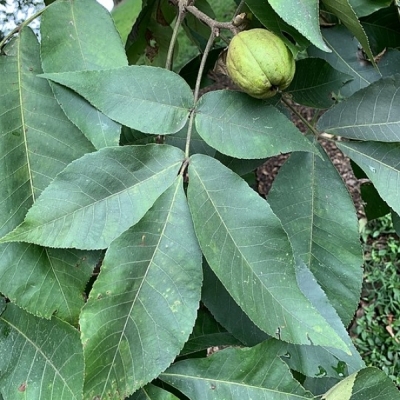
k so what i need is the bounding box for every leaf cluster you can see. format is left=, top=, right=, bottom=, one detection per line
left=0, top=0, right=400, bottom=399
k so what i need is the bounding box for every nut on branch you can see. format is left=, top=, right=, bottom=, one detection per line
left=226, top=28, right=295, bottom=99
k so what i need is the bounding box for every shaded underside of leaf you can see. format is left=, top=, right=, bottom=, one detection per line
left=40, top=0, right=128, bottom=150
left=194, top=90, right=318, bottom=159
left=318, top=74, right=400, bottom=142
left=337, top=141, right=400, bottom=215
left=188, top=154, right=350, bottom=352
left=127, top=383, right=179, bottom=400
left=80, top=177, right=202, bottom=398
left=160, top=339, right=314, bottom=400
left=0, top=243, right=98, bottom=324
left=1, top=144, right=184, bottom=249
left=268, top=145, right=363, bottom=325
left=181, top=307, right=242, bottom=356
left=288, top=58, right=352, bottom=109
left=309, top=26, right=400, bottom=98
left=0, top=304, right=84, bottom=400
left=41, top=66, right=194, bottom=135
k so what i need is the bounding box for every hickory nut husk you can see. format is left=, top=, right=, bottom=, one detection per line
left=226, top=28, right=295, bottom=99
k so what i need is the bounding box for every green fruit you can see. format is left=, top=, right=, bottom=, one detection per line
left=226, top=28, right=295, bottom=99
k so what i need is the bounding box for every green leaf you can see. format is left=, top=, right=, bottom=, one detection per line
left=361, top=5, right=400, bottom=52
left=194, top=91, right=319, bottom=159
left=245, top=0, right=310, bottom=55
left=111, top=0, right=142, bottom=44
left=160, top=340, right=314, bottom=399
left=0, top=27, right=97, bottom=324
left=201, top=262, right=269, bottom=347
left=0, top=27, right=94, bottom=234
left=360, top=182, right=390, bottom=220
left=181, top=308, right=242, bottom=356
left=41, top=66, right=194, bottom=135
left=188, top=154, right=350, bottom=351
left=392, top=210, right=400, bottom=237
left=318, top=75, right=400, bottom=142
left=165, top=121, right=216, bottom=157
left=203, top=260, right=364, bottom=378
left=322, top=367, right=400, bottom=399
left=309, top=26, right=400, bottom=98
left=0, top=303, right=84, bottom=400
left=321, top=0, right=376, bottom=67
left=285, top=261, right=364, bottom=378
left=1, top=144, right=184, bottom=250
left=336, top=141, right=400, bottom=216
left=40, top=0, right=128, bottom=150
left=268, top=0, right=330, bottom=52
left=268, top=145, right=363, bottom=325
left=80, top=177, right=202, bottom=398
left=350, top=0, right=392, bottom=17
left=288, top=58, right=352, bottom=109
left=127, top=384, right=179, bottom=400
left=0, top=244, right=98, bottom=324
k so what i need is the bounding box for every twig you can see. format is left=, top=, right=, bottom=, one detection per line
left=234, top=0, right=246, bottom=16
left=186, top=5, right=238, bottom=35
left=0, top=7, right=46, bottom=49
left=165, top=1, right=186, bottom=70
left=281, top=95, right=320, bottom=137
left=183, top=29, right=216, bottom=161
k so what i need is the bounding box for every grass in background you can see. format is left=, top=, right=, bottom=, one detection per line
left=353, top=214, right=400, bottom=387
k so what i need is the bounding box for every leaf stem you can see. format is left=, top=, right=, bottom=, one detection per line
left=166, top=1, right=186, bottom=71
left=281, top=95, right=320, bottom=137
left=0, top=7, right=46, bottom=49
left=183, top=29, right=216, bottom=162
left=186, top=5, right=238, bottom=35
